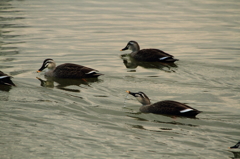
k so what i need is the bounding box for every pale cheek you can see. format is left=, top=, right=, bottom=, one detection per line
left=47, top=63, right=55, bottom=69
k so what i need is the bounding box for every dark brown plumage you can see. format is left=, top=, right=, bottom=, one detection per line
left=52, top=63, right=101, bottom=78
left=144, top=100, right=200, bottom=117
left=135, top=49, right=175, bottom=62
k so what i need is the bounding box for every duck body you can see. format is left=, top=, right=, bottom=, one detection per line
left=131, top=48, right=177, bottom=63
left=0, top=71, right=16, bottom=86
left=127, top=91, right=201, bottom=117
left=121, top=41, right=178, bottom=63
left=140, top=100, right=200, bottom=117
left=37, top=59, right=103, bottom=79
left=49, top=63, right=102, bottom=78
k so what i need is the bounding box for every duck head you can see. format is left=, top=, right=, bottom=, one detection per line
left=121, top=41, right=140, bottom=52
left=37, top=58, right=56, bottom=72
left=230, top=141, right=240, bottom=149
left=126, top=90, right=151, bottom=105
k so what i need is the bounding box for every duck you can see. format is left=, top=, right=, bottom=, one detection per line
left=126, top=91, right=201, bottom=117
left=230, top=141, right=240, bottom=149
left=120, top=41, right=178, bottom=63
left=37, top=58, right=103, bottom=78
left=0, top=71, right=16, bottom=86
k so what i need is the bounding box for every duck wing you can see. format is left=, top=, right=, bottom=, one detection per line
left=148, top=100, right=200, bottom=116
left=135, top=49, right=178, bottom=62
left=53, top=63, right=101, bottom=78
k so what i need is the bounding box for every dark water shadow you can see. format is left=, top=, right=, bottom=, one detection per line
left=0, top=84, right=12, bottom=92
left=126, top=114, right=199, bottom=127
left=126, top=123, right=171, bottom=133
left=228, top=150, right=240, bottom=159
left=124, top=106, right=200, bottom=120
left=120, top=54, right=178, bottom=72
left=36, top=76, right=102, bottom=92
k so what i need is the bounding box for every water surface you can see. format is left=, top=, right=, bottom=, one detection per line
left=1, top=0, right=240, bottom=158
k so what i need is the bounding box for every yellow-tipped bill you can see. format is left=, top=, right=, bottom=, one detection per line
left=126, top=90, right=130, bottom=93
left=37, top=70, right=41, bottom=73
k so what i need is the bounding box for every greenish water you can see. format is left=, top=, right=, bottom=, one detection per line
left=0, top=0, right=240, bottom=158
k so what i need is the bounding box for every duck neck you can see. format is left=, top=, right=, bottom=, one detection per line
left=45, top=68, right=54, bottom=77
left=45, top=63, right=56, bottom=76
left=139, top=105, right=151, bottom=113
left=131, top=51, right=138, bottom=57
left=130, top=43, right=140, bottom=56
left=47, top=68, right=54, bottom=73
left=136, top=96, right=151, bottom=106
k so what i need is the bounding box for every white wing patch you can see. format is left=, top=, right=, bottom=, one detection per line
left=0, top=76, right=9, bottom=79
left=159, top=57, right=169, bottom=61
left=180, top=108, right=193, bottom=113
left=86, top=71, right=96, bottom=74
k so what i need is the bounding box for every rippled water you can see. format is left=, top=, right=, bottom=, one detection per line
left=1, top=0, right=240, bottom=158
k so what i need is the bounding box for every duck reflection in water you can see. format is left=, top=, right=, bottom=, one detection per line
left=36, top=76, right=101, bottom=92
left=124, top=114, right=198, bottom=134
left=0, top=84, right=13, bottom=92
left=120, top=54, right=177, bottom=72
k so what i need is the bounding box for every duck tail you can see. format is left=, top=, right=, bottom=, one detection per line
left=85, top=71, right=103, bottom=78
left=159, top=57, right=179, bottom=63
left=183, top=110, right=201, bottom=117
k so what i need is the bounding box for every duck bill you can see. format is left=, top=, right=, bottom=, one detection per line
left=229, top=146, right=237, bottom=149
left=126, top=90, right=135, bottom=96
left=37, top=64, right=46, bottom=73
left=121, top=46, right=128, bottom=51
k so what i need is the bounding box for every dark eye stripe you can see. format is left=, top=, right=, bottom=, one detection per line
left=139, top=93, right=146, bottom=99
left=45, top=60, right=53, bottom=64
left=43, top=58, right=53, bottom=63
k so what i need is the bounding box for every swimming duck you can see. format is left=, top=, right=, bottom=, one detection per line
left=0, top=71, right=16, bottom=86
left=126, top=91, right=201, bottom=117
left=37, top=58, right=103, bottom=78
left=230, top=141, right=240, bottom=149
left=120, top=41, right=178, bottom=63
